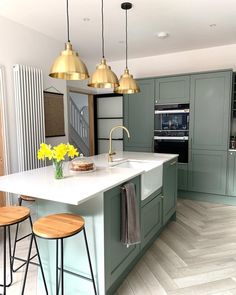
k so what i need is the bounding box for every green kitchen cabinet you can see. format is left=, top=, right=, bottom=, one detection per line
left=155, top=75, right=190, bottom=104
left=188, top=149, right=227, bottom=195
left=178, top=163, right=188, bottom=190
left=141, top=192, right=162, bottom=249
left=227, top=151, right=236, bottom=196
left=124, top=79, right=154, bottom=152
left=104, top=176, right=141, bottom=291
left=163, top=158, right=178, bottom=225
left=189, top=71, right=232, bottom=151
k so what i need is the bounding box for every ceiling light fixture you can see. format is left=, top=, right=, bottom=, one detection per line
left=49, top=0, right=89, bottom=80
left=115, top=2, right=140, bottom=94
left=157, top=32, right=169, bottom=39
left=88, top=0, right=119, bottom=88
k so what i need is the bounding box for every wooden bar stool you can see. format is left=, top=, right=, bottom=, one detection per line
left=0, top=206, right=47, bottom=295
left=21, top=213, right=97, bottom=295
left=11, top=195, right=35, bottom=272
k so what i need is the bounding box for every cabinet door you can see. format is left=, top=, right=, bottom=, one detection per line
left=227, top=152, right=236, bottom=196
left=188, top=149, right=227, bottom=195
left=141, top=194, right=162, bottom=249
left=190, top=71, right=231, bottom=151
left=163, top=159, right=178, bottom=225
left=178, top=163, right=188, bottom=190
left=155, top=75, right=190, bottom=104
left=124, top=79, right=154, bottom=152
left=104, top=176, right=140, bottom=290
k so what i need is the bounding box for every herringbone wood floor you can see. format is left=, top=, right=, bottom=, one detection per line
left=116, top=199, right=236, bottom=295
left=2, top=199, right=236, bottom=294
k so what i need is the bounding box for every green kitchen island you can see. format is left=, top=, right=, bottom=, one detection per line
left=0, top=152, right=178, bottom=294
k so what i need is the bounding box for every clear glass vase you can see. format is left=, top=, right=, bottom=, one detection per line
left=53, top=160, right=64, bottom=179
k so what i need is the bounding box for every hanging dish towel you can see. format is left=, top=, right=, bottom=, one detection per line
left=121, top=182, right=141, bottom=247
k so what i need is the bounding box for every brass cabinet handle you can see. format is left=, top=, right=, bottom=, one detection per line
left=170, top=161, right=177, bottom=166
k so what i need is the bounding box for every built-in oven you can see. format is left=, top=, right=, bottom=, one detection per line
left=154, top=104, right=190, bottom=163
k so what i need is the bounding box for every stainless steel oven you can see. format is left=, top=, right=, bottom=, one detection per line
left=154, top=104, right=190, bottom=163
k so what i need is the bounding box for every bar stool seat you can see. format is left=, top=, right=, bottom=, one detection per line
left=0, top=206, right=30, bottom=226
left=33, top=213, right=85, bottom=239
left=20, top=195, right=35, bottom=203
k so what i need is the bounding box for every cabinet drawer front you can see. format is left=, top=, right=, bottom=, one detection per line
left=141, top=195, right=162, bottom=248
left=156, top=76, right=190, bottom=103
left=190, top=71, right=231, bottom=151
left=188, top=149, right=227, bottom=195
left=227, top=152, right=236, bottom=196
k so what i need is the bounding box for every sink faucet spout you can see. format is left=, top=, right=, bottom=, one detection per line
left=108, top=125, right=130, bottom=162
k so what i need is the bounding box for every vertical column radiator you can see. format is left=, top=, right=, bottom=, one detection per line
left=13, top=64, right=45, bottom=171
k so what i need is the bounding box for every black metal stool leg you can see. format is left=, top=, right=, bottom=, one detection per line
left=21, top=217, right=48, bottom=295
left=3, top=226, right=6, bottom=295
left=61, top=239, right=64, bottom=295
left=7, top=227, right=13, bottom=285
left=56, top=239, right=59, bottom=295
left=0, top=226, right=14, bottom=292
left=83, top=228, right=97, bottom=295
left=11, top=223, right=19, bottom=272
left=20, top=233, right=33, bottom=295
left=29, top=217, right=48, bottom=295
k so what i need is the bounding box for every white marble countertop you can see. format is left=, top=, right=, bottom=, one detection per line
left=0, top=152, right=178, bottom=205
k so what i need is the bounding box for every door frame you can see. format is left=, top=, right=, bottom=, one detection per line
left=0, top=65, right=10, bottom=205
left=67, top=87, right=95, bottom=156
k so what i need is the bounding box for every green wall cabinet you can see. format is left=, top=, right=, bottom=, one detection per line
left=163, top=159, right=178, bottom=225
left=155, top=75, right=190, bottom=104
left=227, top=151, right=236, bottom=196
left=104, top=176, right=141, bottom=291
left=189, top=71, right=231, bottom=151
left=188, top=149, right=227, bottom=195
left=141, top=192, right=162, bottom=249
left=124, top=79, right=155, bottom=152
left=178, top=163, right=188, bottom=190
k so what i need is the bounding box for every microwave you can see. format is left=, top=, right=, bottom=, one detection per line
left=154, top=103, right=189, bottom=136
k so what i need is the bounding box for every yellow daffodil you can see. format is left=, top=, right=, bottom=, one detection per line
left=67, top=143, right=79, bottom=158
left=37, top=142, right=79, bottom=163
left=37, top=143, right=53, bottom=160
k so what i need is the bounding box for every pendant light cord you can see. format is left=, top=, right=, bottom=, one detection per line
left=66, top=0, right=70, bottom=42
left=101, top=0, right=105, bottom=58
left=125, top=9, right=128, bottom=69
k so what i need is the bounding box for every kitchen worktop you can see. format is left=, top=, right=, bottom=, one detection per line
left=0, top=152, right=177, bottom=205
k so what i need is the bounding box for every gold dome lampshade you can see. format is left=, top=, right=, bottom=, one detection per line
left=88, top=58, right=119, bottom=88
left=88, top=0, right=119, bottom=89
left=115, top=2, right=140, bottom=94
left=115, top=68, right=140, bottom=94
left=49, top=0, right=89, bottom=80
left=49, top=42, right=89, bottom=80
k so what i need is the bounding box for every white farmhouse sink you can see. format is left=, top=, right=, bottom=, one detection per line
left=113, top=160, right=163, bottom=200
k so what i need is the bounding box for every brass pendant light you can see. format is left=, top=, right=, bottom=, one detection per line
left=115, top=2, right=140, bottom=94
left=49, top=0, right=89, bottom=80
left=88, top=0, right=119, bottom=88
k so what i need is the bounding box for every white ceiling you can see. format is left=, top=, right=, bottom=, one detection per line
left=1, top=0, right=236, bottom=62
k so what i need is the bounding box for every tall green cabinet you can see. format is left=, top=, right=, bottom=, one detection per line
left=123, top=79, right=154, bottom=152
left=188, top=71, right=232, bottom=194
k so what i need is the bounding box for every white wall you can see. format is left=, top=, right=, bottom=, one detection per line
left=0, top=16, right=68, bottom=173
left=109, top=43, right=236, bottom=78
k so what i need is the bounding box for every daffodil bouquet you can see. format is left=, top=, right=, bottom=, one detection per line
left=37, top=143, right=79, bottom=179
